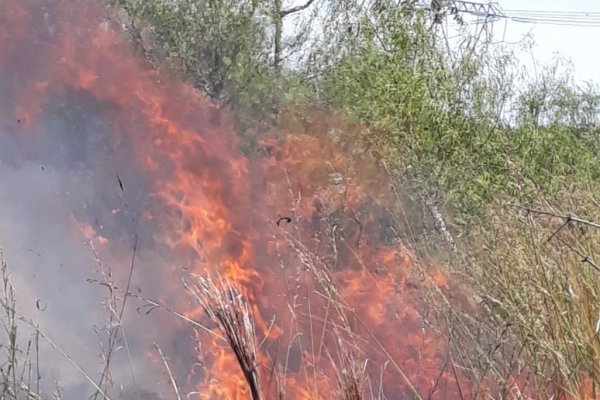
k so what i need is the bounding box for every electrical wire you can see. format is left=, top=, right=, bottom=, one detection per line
left=504, top=9, right=600, bottom=16
left=502, top=7, right=600, bottom=27
left=508, top=13, right=600, bottom=21
left=421, top=1, right=600, bottom=28
left=508, top=15, right=600, bottom=28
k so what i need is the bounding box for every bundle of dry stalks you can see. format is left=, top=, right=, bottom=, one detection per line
left=188, top=275, right=263, bottom=400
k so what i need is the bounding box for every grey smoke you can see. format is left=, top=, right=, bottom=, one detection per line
left=0, top=120, right=175, bottom=398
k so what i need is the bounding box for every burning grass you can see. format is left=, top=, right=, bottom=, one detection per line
left=2, top=0, right=600, bottom=399
left=331, top=336, right=367, bottom=400
left=2, top=188, right=600, bottom=399
left=188, top=275, right=263, bottom=400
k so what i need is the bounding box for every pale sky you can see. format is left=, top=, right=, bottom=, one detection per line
left=492, top=0, right=600, bottom=84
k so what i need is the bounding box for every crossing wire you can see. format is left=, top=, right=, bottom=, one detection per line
left=439, top=1, right=600, bottom=27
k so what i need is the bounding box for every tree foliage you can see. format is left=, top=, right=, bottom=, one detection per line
left=319, top=5, right=600, bottom=220
left=111, top=0, right=600, bottom=222
left=113, top=0, right=281, bottom=117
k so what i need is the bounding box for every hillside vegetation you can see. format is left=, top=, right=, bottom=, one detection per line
left=109, top=1, right=600, bottom=397
left=2, top=0, right=599, bottom=398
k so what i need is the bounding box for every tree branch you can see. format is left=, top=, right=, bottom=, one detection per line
left=507, top=204, right=600, bottom=230
left=558, top=238, right=600, bottom=274
left=280, top=0, right=317, bottom=18
left=508, top=203, right=600, bottom=274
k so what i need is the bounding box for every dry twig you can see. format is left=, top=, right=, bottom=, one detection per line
left=153, top=342, right=182, bottom=400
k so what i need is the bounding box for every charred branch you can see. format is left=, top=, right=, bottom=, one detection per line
left=280, top=0, right=317, bottom=18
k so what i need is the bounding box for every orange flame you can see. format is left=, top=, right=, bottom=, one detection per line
left=0, top=1, right=503, bottom=398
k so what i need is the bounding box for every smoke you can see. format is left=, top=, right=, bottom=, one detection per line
left=0, top=6, right=171, bottom=396
left=0, top=91, right=173, bottom=399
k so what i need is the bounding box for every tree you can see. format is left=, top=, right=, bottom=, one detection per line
left=113, top=0, right=271, bottom=105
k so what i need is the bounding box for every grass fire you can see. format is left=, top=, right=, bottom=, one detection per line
left=1, top=0, right=600, bottom=399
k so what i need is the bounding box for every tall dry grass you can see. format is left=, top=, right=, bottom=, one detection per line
left=3, top=179, right=599, bottom=399
left=0, top=251, right=41, bottom=400
left=448, top=189, right=600, bottom=399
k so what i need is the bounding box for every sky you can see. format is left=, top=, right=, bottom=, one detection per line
left=486, top=0, right=600, bottom=84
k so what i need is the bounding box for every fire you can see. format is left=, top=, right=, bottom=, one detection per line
left=0, top=0, right=476, bottom=398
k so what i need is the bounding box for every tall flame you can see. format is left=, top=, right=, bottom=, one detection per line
left=0, top=0, right=475, bottom=398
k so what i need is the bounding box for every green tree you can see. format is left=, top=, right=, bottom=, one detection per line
left=113, top=0, right=272, bottom=107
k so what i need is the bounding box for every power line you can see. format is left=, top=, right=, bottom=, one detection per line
left=507, top=12, right=600, bottom=21
left=419, top=1, right=600, bottom=28
left=506, top=8, right=600, bottom=27
left=504, top=9, right=600, bottom=16
left=509, top=18, right=600, bottom=28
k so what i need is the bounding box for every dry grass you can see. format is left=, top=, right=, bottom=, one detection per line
left=4, top=179, right=598, bottom=399
left=84, top=234, right=137, bottom=399
left=449, top=190, right=600, bottom=399
left=0, top=251, right=41, bottom=400
left=188, top=274, right=264, bottom=400
left=332, top=335, right=367, bottom=400
left=0, top=251, right=117, bottom=400
left=380, top=166, right=600, bottom=399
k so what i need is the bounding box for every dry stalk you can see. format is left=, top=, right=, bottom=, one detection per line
left=20, top=318, right=112, bottom=400
left=507, top=204, right=600, bottom=230
left=188, top=275, right=263, bottom=400
left=153, top=342, right=182, bottom=400
left=1, top=252, right=43, bottom=400
left=332, top=335, right=367, bottom=400
left=83, top=234, right=137, bottom=400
